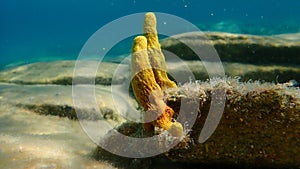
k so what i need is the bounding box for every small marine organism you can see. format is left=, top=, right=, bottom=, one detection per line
left=284, top=79, right=299, bottom=88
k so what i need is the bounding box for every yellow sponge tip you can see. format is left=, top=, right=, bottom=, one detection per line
left=132, top=36, right=147, bottom=53
left=144, top=12, right=157, bottom=34
left=145, top=12, right=156, bottom=20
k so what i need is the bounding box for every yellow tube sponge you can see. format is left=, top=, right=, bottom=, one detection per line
left=131, top=35, right=182, bottom=136
left=131, top=36, right=161, bottom=131
left=143, top=12, right=177, bottom=90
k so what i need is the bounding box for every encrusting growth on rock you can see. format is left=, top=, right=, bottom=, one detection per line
left=131, top=13, right=182, bottom=136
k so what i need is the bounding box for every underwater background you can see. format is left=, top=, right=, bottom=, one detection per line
left=1, top=0, right=300, bottom=69
left=1, top=1, right=300, bottom=168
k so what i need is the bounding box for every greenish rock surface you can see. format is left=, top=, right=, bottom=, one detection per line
left=161, top=32, right=300, bottom=65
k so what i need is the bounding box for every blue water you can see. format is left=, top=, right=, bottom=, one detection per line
left=1, top=0, right=300, bottom=69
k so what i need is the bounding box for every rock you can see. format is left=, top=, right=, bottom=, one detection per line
left=164, top=78, right=300, bottom=168
left=0, top=60, right=129, bottom=85
left=161, top=32, right=300, bottom=65
left=1, top=60, right=300, bottom=86
left=100, top=78, right=300, bottom=168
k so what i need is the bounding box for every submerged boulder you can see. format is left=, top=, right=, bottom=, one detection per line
left=164, top=78, right=300, bottom=168
left=0, top=60, right=129, bottom=85
left=161, top=32, right=300, bottom=65
left=96, top=78, right=300, bottom=168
